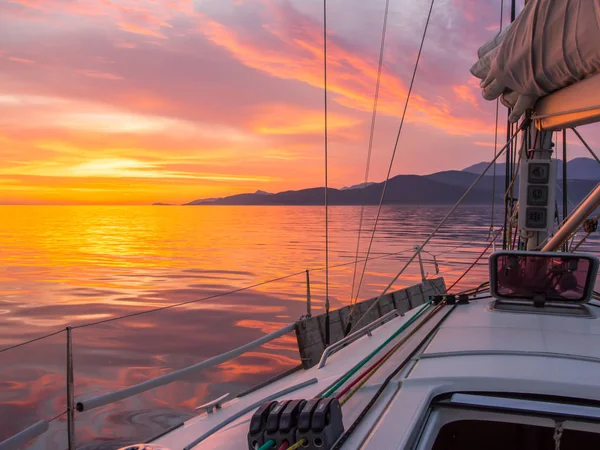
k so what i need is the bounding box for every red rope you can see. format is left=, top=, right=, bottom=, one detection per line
left=336, top=303, right=444, bottom=400
left=335, top=341, right=394, bottom=400
left=277, top=441, right=289, bottom=450
left=446, top=227, right=503, bottom=293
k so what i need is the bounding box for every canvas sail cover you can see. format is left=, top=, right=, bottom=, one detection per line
left=471, top=0, right=600, bottom=123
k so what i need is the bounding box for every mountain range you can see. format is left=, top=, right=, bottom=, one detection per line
left=463, top=157, right=600, bottom=179
left=181, top=157, right=598, bottom=206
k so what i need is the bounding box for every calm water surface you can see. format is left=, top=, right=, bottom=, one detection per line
left=0, top=205, right=598, bottom=448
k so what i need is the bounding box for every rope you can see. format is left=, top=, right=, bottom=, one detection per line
left=352, top=0, right=436, bottom=307
left=570, top=213, right=600, bottom=252
left=0, top=328, right=65, bottom=354
left=331, top=304, right=455, bottom=450
left=287, top=439, right=307, bottom=450
left=319, top=301, right=431, bottom=399
left=349, top=120, right=527, bottom=333
left=338, top=302, right=445, bottom=405
left=349, top=0, right=392, bottom=306
left=445, top=227, right=503, bottom=293
left=277, top=440, right=289, bottom=450
left=258, top=440, right=275, bottom=450
left=323, top=0, right=330, bottom=346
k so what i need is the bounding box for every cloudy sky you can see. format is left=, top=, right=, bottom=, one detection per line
left=0, top=0, right=596, bottom=204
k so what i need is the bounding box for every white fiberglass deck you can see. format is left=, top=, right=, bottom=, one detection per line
left=154, top=296, right=600, bottom=449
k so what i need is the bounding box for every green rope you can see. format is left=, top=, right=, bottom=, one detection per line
left=258, top=440, right=275, bottom=450
left=320, top=301, right=432, bottom=398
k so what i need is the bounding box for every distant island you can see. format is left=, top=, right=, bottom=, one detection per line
left=154, top=157, right=599, bottom=206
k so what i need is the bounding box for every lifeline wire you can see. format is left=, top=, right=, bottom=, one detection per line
left=352, top=0, right=437, bottom=306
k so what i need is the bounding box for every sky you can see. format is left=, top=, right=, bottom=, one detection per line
left=0, top=0, right=598, bottom=205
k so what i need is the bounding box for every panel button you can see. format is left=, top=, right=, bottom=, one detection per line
left=527, top=185, right=548, bottom=206
left=525, top=207, right=547, bottom=229
left=528, top=163, right=550, bottom=184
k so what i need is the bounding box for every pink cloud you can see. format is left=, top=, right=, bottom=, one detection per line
left=117, top=21, right=167, bottom=39
left=7, top=56, right=35, bottom=64
left=76, top=69, right=123, bottom=80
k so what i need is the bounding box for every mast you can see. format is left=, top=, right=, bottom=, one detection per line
left=503, top=0, right=517, bottom=249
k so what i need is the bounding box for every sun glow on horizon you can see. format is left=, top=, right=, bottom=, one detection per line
left=2, top=0, right=596, bottom=205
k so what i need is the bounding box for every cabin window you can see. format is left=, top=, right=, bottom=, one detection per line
left=431, top=420, right=600, bottom=450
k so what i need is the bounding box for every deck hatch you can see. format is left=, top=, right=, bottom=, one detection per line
left=489, top=251, right=599, bottom=306
left=441, top=393, right=600, bottom=421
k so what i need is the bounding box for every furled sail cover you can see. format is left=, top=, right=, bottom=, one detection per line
left=471, top=0, right=600, bottom=123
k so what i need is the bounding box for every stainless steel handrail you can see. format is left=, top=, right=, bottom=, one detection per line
left=542, top=183, right=600, bottom=252
left=76, top=322, right=296, bottom=412
left=317, top=309, right=401, bottom=369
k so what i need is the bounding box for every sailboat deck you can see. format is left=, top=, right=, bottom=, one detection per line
left=153, top=295, right=600, bottom=449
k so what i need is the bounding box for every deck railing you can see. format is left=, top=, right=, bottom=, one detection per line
left=1, top=246, right=444, bottom=450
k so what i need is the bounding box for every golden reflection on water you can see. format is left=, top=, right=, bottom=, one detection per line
left=2, top=205, right=597, bottom=448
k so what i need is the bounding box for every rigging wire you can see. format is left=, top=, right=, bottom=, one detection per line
left=571, top=128, right=600, bottom=165
left=351, top=0, right=436, bottom=310
left=562, top=129, right=569, bottom=251
left=349, top=0, right=392, bottom=307
left=323, top=0, right=330, bottom=346
left=503, top=0, right=516, bottom=249
left=0, top=328, right=65, bottom=354
left=72, top=271, right=306, bottom=329
left=349, top=120, right=528, bottom=333
left=446, top=227, right=503, bottom=293
left=48, top=409, right=68, bottom=423
left=490, top=0, right=505, bottom=238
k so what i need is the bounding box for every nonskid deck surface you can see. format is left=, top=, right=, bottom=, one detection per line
left=153, top=303, right=447, bottom=449
left=154, top=295, right=600, bottom=449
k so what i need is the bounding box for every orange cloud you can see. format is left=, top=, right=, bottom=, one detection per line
left=453, top=84, right=480, bottom=109
left=198, top=3, right=494, bottom=136
left=473, top=141, right=496, bottom=147
left=249, top=103, right=362, bottom=135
